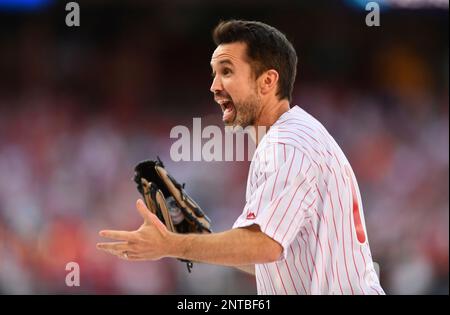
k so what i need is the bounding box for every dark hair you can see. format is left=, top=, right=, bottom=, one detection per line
left=212, top=20, right=298, bottom=102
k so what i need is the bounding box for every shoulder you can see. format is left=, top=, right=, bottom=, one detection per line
left=254, top=139, right=315, bottom=177
left=266, top=110, right=321, bottom=153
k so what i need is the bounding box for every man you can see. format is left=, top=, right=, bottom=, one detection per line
left=97, top=20, right=384, bottom=295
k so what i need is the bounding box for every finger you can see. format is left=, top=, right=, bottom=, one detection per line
left=99, top=230, right=135, bottom=241
left=136, top=199, right=166, bottom=231
left=125, top=254, right=146, bottom=261
left=98, top=246, right=138, bottom=259
left=136, top=199, right=152, bottom=224
left=96, top=241, right=130, bottom=252
left=117, top=252, right=139, bottom=261
left=97, top=247, right=122, bottom=257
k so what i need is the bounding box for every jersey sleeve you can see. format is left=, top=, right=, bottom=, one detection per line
left=233, top=143, right=318, bottom=260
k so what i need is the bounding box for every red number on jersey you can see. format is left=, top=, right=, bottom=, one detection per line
left=345, top=166, right=366, bottom=244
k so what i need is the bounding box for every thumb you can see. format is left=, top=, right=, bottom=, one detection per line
left=136, top=199, right=167, bottom=232
left=136, top=199, right=152, bottom=224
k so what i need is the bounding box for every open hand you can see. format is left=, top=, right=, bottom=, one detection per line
left=96, top=199, right=170, bottom=261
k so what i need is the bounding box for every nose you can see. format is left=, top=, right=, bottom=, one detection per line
left=210, top=75, right=223, bottom=94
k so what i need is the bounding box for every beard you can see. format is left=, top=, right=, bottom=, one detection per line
left=229, top=92, right=261, bottom=129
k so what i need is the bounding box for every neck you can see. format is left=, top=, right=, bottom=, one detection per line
left=249, top=97, right=290, bottom=146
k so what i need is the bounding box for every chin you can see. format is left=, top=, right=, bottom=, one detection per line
left=223, top=115, right=237, bottom=127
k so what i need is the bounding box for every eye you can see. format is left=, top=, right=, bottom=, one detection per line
left=222, top=68, right=232, bottom=76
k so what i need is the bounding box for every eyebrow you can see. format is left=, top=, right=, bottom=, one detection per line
left=210, top=59, right=234, bottom=68
left=218, top=59, right=234, bottom=66
left=210, top=59, right=234, bottom=76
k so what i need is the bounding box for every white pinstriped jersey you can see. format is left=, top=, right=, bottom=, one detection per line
left=233, top=106, right=385, bottom=295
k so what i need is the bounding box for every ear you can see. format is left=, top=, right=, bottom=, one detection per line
left=259, top=69, right=279, bottom=96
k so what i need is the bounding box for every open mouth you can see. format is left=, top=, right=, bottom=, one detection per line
left=217, top=99, right=236, bottom=124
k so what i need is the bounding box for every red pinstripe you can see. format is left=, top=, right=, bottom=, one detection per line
left=262, top=148, right=298, bottom=231
left=284, top=126, right=321, bottom=145
left=283, top=260, right=300, bottom=294
left=276, top=130, right=324, bottom=155
left=301, top=230, right=320, bottom=285
left=275, top=264, right=288, bottom=294
left=297, top=154, right=306, bottom=177
left=256, top=267, right=268, bottom=294
left=348, top=215, right=364, bottom=293
left=298, top=163, right=311, bottom=179
left=262, top=264, right=276, bottom=294
left=326, top=163, right=333, bottom=175
left=263, top=147, right=268, bottom=181
left=359, top=247, right=381, bottom=295
left=335, top=260, right=344, bottom=294
left=270, top=158, right=282, bottom=202
left=312, top=207, right=341, bottom=294
left=272, top=130, right=337, bottom=179
left=279, top=121, right=330, bottom=144
left=255, top=179, right=267, bottom=217
left=315, top=184, right=324, bottom=204
left=272, top=178, right=309, bottom=238
left=297, top=236, right=313, bottom=281
left=327, top=189, right=344, bottom=294
left=280, top=186, right=313, bottom=244
left=289, top=245, right=308, bottom=294
left=294, top=237, right=310, bottom=281
left=265, top=139, right=324, bottom=178
left=327, top=190, right=340, bottom=242
left=276, top=134, right=323, bottom=159
left=277, top=119, right=316, bottom=132
left=346, top=183, right=366, bottom=294
left=283, top=148, right=296, bottom=189
left=256, top=275, right=263, bottom=293
left=332, top=167, right=355, bottom=294
left=263, top=197, right=283, bottom=234
left=249, top=160, right=255, bottom=193
left=308, top=220, right=330, bottom=291
left=332, top=151, right=347, bottom=187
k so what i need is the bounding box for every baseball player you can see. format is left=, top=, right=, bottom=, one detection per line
left=97, top=20, right=385, bottom=295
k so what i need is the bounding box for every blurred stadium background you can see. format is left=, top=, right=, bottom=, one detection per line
left=0, top=0, right=448, bottom=294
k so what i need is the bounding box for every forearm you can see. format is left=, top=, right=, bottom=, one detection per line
left=167, top=225, right=282, bottom=267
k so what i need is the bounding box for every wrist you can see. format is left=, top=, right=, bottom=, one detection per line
left=166, top=232, right=189, bottom=259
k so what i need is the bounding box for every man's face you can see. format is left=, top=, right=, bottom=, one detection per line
left=210, top=42, right=261, bottom=128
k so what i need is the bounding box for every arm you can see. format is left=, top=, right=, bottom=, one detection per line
left=168, top=224, right=282, bottom=267
left=97, top=200, right=282, bottom=267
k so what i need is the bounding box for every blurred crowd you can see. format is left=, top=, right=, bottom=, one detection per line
left=0, top=2, right=448, bottom=294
